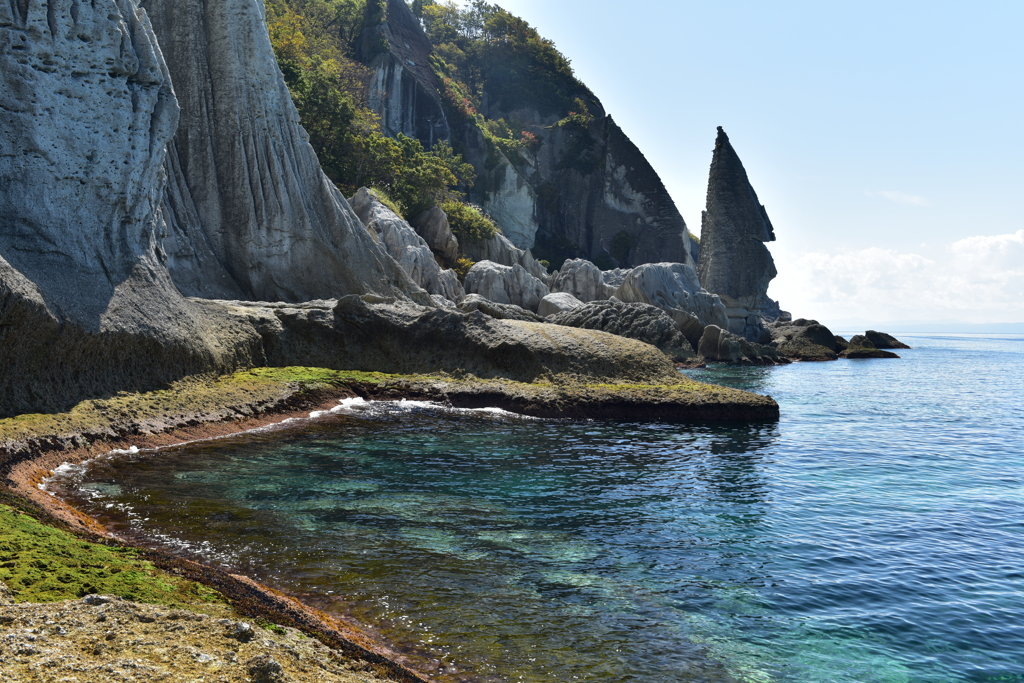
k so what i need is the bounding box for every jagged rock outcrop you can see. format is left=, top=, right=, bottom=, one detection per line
left=358, top=0, right=695, bottom=270
left=350, top=188, right=464, bottom=302
left=697, top=127, right=778, bottom=340
left=614, top=263, right=730, bottom=345
left=865, top=330, right=910, bottom=349
left=462, top=232, right=550, bottom=283
left=601, top=268, right=633, bottom=290
left=697, top=326, right=786, bottom=365
left=357, top=0, right=449, bottom=148
left=550, top=259, right=615, bottom=302
left=411, top=206, right=460, bottom=267
left=463, top=261, right=549, bottom=312
left=0, top=0, right=264, bottom=418
left=219, top=296, right=682, bottom=384
left=769, top=319, right=839, bottom=361
left=456, top=294, right=545, bottom=322
left=550, top=301, right=696, bottom=362
left=146, top=0, right=419, bottom=303
left=538, top=292, right=585, bottom=318
left=840, top=335, right=900, bottom=359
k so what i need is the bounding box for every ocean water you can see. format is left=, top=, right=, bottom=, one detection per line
left=50, top=334, right=1024, bottom=682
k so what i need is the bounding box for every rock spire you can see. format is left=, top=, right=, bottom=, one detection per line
left=697, top=127, right=779, bottom=338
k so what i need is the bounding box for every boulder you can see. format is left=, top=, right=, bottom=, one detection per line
left=834, top=336, right=850, bottom=352
left=840, top=334, right=900, bottom=359
left=697, top=326, right=786, bottom=365
left=865, top=330, right=911, bottom=349
left=461, top=232, right=550, bottom=283
left=697, top=127, right=779, bottom=325
left=614, top=262, right=730, bottom=334
left=457, top=294, right=545, bottom=322
left=350, top=188, right=464, bottom=302
left=769, top=319, right=840, bottom=361
left=411, top=206, right=460, bottom=267
left=551, top=259, right=616, bottom=302
left=550, top=301, right=696, bottom=362
left=538, top=293, right=585, bottom=318
left=464, top=261, right=550, bottom=312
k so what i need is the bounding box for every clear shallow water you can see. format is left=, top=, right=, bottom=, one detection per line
left=50, top=335, right=1024, bottom=682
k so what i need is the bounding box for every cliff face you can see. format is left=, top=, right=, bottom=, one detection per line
left=0, top=0, right=260, bottom=417
left=697, top=127, right=778, bottom=338
left=146, top=0, right=421, bottom=303
left=362, top=0, right=695, bottom=270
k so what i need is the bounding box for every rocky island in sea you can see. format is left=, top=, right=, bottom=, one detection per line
left=1, top=0, right=908, bottom=679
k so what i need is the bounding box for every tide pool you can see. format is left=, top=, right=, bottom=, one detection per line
left=51, top=334, right=1024, bottom=682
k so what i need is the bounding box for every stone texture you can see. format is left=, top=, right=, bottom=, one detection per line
left=461, top=232, right=550, bottom=283
left=865, top=330, right=911, bottom=349
left=769, top=319, right=839, bottom=361
left=411, top=205, right=460, bottom=267
left=457, top=293, right=545, bottom=322
left=358, top=0, right=449, bottom=148
left=538, top=292, right=585, bottom=318
left=463, top=261, right=550, bottom=312
left=601, top=268, right=633, bottom=290
left=550, top=300, right=696, bottom=362
left=0, top=0, right=260, bottom=417
left=350, top=188, right=464, bottom=302
left=839, top=334, right=900, bottom=359
left=551, top=259, right=616, bottom=302
left=697, top=325, right=784, bottom=365
left=614, top=262, right=730, bottom=334
left=220, top=296, right=683, bottom=384
left=146, top=0, right=420, bottom=303
left=697, top=127, right=778, bottom=336
left=357, top=3, right=695, bottom=268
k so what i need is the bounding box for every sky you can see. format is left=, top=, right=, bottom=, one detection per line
left=474, top=0, right=1024, bottom=327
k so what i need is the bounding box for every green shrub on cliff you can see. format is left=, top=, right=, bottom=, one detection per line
left=441, top=200, right=499, bottom=242
left=266, top=0, right=474, bottom=216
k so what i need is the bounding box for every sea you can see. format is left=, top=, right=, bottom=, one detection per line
left=48, top=333, right=1024, bottom=683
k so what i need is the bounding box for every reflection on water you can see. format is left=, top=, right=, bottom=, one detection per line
left=51, top=335, right=1024, bottom=683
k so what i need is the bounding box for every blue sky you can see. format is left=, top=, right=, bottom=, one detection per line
left=477, top=0, right=1024, bottom=326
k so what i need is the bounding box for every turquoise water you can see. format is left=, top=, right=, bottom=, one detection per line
left=52, top=334, right=1024, bottom=682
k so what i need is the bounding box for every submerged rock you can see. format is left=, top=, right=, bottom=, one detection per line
left=550, top=300, right=697, bottom=362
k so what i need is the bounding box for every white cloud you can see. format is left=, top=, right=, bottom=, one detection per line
left=878, top=190, right=929, bottom=207
left=770, top=231, right=1024, bottom=324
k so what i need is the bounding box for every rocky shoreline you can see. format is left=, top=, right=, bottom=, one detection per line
left=1, top=366, right=777, bottom=682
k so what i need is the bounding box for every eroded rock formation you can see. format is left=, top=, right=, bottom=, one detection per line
left=614, top=263, right=730, bottom=346
left=550, top=301, right=696, bottom=363
left=697, top=127, right=778, bottom=339
left=146, top=0, right=418, bottom=303
left=550, top=259, right=616, bottom=302
left=0, top=0, right=259, bottom=417
left=350, top=188, right=464, bottom=302
left=463, top=261, right=550, bottom=312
